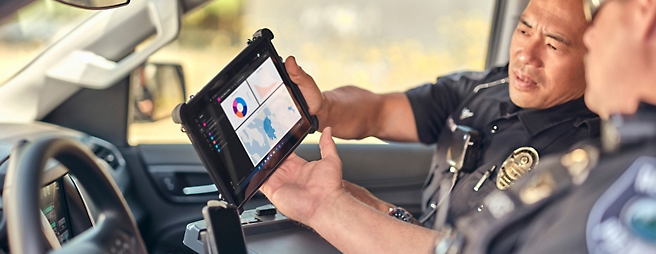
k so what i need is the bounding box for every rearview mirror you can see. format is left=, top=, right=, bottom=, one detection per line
left=131, top=63, right=186, bottom=122
left=55, top=0, right=129, bottom=10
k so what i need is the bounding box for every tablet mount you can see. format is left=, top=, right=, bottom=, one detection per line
left=201, top=200, right=248, bottom=254
left=247, top=28, right=274, bottom=45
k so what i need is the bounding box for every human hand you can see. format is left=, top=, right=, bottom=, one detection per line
left=260, top=127, right=346, bottom=226
left=342, top=180, right=394, bottom=213
left=285, top=56, right=324, bottom=116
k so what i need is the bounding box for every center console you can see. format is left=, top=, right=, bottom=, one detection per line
left=183, top=204, right=339, bottom=254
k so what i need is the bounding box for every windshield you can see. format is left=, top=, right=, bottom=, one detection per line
left=0, top=0, right=95, bottom=86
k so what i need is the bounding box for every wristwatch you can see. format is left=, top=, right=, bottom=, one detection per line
left=388, top=207, right=414, bottom=223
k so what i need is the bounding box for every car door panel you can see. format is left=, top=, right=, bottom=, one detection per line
left=121, top=146, right=209, bottom=254
left=137, top=143, right=433, bottom=209
left=129, top=142, right=433, bottom=253
left=332, top=144, right=434, bottom=215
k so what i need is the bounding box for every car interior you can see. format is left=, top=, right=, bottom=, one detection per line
left=0, top=0, right=529, bottom=253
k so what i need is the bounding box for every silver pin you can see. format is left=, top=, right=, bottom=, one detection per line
left=474, top=166, right=496, bottom=192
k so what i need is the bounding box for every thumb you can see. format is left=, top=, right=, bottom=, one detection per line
left=319, top=127, right=339, bottom=162
left=284, top=56, right=303, bottom=77
left=285, top=56, right=315, bottom=87
left=284, top=56, right=324, bottom=116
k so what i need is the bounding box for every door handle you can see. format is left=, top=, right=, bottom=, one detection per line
left=148, top=165, right=219, bottom=203
left=182, top=184, right=217, bottom=195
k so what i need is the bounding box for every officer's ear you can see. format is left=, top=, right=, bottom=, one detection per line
left=636, top=0, right=656, bottom=41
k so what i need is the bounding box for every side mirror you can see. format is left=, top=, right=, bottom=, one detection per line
left=55, top=0, right=130, bottom=10
left=131, top=63, right=186, bottom=123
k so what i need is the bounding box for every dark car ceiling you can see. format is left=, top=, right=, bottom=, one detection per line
left=0, top=0, right=33, bottom=22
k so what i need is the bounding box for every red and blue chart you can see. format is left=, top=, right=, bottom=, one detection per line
left=221, top=80, right=259, bottom=130
left=232, top=97, right=248, bottom=118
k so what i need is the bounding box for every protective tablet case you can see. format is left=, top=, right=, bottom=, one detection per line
left=172, top=28, right=318, bottom=211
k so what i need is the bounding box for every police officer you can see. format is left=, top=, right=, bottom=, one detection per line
left=259, top=0, right=655, bottom=252
left=262, top=0, right=656, bottom=253
left=435, top=0, right=656, bottom=253
left=283, top=0, right=598, bottom=229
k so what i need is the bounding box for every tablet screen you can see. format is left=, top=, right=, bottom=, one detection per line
left=183, top=45, right=312, bottom=208
left=220, top=57, right=301, bottom=169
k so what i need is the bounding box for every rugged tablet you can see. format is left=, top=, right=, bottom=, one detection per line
left=173, top=29, right=318, bottom=211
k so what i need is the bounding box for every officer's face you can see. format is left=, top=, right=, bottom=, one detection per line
left=508, top=0, right=589, bottom=109
left=583, top=0, right=642, bottom=119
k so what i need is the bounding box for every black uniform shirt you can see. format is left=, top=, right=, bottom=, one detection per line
left=512, top=147, right=656, bottom=253
left=405, top=64, right=600, bottom=227
left=466, top=104, right=656, bottom=254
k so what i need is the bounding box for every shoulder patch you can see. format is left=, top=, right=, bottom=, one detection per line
left=459, top=107, right=474, bottom=120
left=586, top=156, right=656, bottom=254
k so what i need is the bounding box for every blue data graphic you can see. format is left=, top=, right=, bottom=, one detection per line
left=237, top=87, right=300, bottom=166
left=263, top=117, right=276, bottom=139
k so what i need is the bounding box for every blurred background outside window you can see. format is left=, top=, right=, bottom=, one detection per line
left=0, top=0, right=495, bottom=145
left=0, top=0, right=94, bottom=85
left=130, top=0, right=495, bottom=145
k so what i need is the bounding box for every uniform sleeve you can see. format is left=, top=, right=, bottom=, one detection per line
left=405, top=66, right=507, bottom=144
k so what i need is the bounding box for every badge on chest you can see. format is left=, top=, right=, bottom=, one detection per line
left=496, top=147, right=540, bottom=190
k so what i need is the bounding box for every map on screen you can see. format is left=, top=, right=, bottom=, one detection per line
left=236, top=86, right=300, bottom=165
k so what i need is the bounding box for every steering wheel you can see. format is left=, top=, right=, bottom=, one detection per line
left=3, top=137, right=147, bottom=254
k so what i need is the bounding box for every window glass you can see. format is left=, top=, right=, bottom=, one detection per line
left=128, top=0, right=495, bottom=145
left=0, top=0, right=95, bottom=85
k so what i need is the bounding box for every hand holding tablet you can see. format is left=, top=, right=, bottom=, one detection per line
left=173, top=29, right=318, bottom=212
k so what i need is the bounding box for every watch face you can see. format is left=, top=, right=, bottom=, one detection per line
left=390, top=208, right=413, bottom=223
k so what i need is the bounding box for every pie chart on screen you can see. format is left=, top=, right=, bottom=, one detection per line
left=233, top=97, right=248, bottom=118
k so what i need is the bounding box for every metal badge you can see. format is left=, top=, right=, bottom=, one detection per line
left=496, top=147, right=540, bottom=190
left=560, top=146, right=599, bottom=185
left=519, top=172, right=555, bottom=205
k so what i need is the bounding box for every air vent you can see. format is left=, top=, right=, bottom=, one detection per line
left=84, top=137, right=125, bottom=171
left=92, top=144, right=120, bottom=170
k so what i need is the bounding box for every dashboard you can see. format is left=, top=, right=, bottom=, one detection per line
left=0, top=121, right=130, bottom=250
left=40, top=179, right=72, bottom=244
left=0, top=121, right=339, bottom=253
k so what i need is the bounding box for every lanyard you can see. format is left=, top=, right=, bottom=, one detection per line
left=419, top=168, right=458, bottom=224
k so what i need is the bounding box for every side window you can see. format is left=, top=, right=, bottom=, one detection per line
left=0, top=0, right=94, bottom=85
left=128, top=0, right=495, bottom=145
